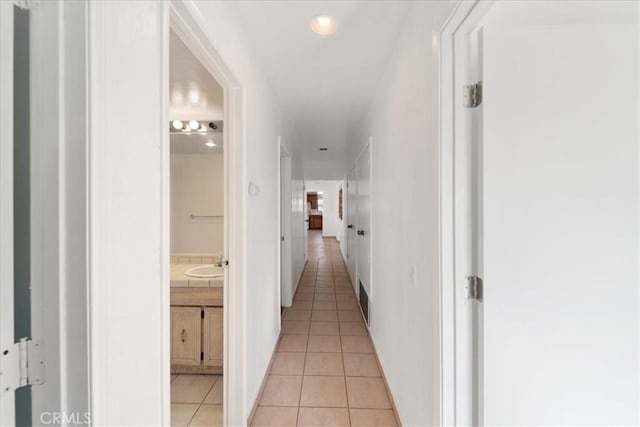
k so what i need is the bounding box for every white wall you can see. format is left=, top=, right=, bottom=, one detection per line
left=346, top=2, right=456, bottom=425
left=189, top=1, right=305, bottom=418
left=305, top=180, right=343, bottom=238
left=170, top=153, right=224, bottom=254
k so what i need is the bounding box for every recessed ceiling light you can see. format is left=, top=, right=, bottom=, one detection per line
left=311, top=15, right=336, bottom=36
left=171, top=120, right=183, bottom=130
left=205, top=141, right=216, bottom=148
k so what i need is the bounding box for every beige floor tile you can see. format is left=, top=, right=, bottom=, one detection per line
left=284, top=309, right=312, bottom=321
left=338, top=311, right=363, bottom=322
left=314, top=287, right=334, bottom=294
left=341, top=336, right=374, bottom=353
left=313, top=301, right=337, bottom=311
left=271, top=352, right=306, bottom=375
left=337, top=300, right=359, bottom=310
left=297, top=407, right=350, bottom=427
left=251, top=406, right=298, bottom=427
left=292, top=300, right=313, bottom=310
left=282, top=320, right=310, bottom=335
left=189, top=404, right=223, bottom=427
left=339, top=321, right=368, bottom=336
left=345, top=377, right=391, bottom=409
left=171, top=375, right=216, bottom=403
left=310, top=321, right=340, bottom=335
left=300, top=376, right=348, bottom=408
left=171, top=403, right=199, bottom=427
left=203, top=376, right=223, bottom=404
left=349, top=409, right=398, bottom=427
left=171, top=374, right=178, bottom=382
left=311, top=310, right=338, bottom=321
left=314, top=293, right=335, bottom=301
left=295, top=293, right=314, bottom=301
left=307, top=335, right=342, bottom=353
left=304, top=353, right=344, bottom=376
left=279, top=335, right=309, bottom=352
left=343, top=353, right=381, bottom=377
left=334, top=287, right=353, bottom=294
left=260, top=376, right=302, bottom=406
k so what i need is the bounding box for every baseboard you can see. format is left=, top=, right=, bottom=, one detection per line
left=369, top=335, right=403, bottom=427
left=247, top=335, right=281, bottom=426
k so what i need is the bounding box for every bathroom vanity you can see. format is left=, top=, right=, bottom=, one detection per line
left=170, top=259, right=224, bottom=374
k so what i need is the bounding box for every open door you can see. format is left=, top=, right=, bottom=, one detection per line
left=346, top=167, right=357, bottom=287
left=462, top=1, right=640, bottom=424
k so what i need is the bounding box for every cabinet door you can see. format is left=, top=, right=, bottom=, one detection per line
left=202, top=307, right=223, bottom=367
left=171, top=307, right=202, bottom=366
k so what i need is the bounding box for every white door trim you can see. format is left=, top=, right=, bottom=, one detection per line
left=0, top=2, right=16, bottom=424
left=169, top=2, right=245, bottom=426
left=439, top=1, right=494, bottom=425
left=279, top=143, right=293, bottom=307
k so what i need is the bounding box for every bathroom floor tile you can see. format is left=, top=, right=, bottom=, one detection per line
left=171, top=403, right=199, bottom=427
left=171, top=375, right=216, bottom=404
left=203, top=376, right=223, bottom=404
left=189, top=404, right=223, bottom=427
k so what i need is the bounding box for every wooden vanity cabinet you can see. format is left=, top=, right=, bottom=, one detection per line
left=170, top=301, right=223, bottom=374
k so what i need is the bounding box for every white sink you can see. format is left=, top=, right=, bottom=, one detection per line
left=185, top=264, right=224, bottom=278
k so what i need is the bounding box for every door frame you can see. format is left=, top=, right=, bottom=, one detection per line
left=168, top=3, right=245, bottom=426
left=439, top=0, right=494, bottom=425
left=279, top=141, right=293, bottom=307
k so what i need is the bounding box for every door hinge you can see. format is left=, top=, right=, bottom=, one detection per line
left=466, top=276, right=483, bottom=301
left=463, top=81, right=482, bottom=108
left=1, top=338, right=45, bottom=393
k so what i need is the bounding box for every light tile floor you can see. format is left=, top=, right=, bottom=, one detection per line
left=171, top=374, right=223, bottom=427
left=251, top=231, right=399, bottom=427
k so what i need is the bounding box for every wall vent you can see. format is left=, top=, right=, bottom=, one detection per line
left=359, top=281, right=369, bottom=325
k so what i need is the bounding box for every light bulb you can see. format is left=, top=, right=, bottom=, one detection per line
left=311, top=15, right=336, bottom=35
left=188, top=120, right=200, bottom=130
left=171, top=120, right=183, bottom=130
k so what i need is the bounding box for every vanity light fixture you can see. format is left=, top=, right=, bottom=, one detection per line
left=311, top=15, right=337, bottom=36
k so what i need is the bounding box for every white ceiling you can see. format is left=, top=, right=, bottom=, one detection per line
left=226, top=1, right=413, bottom=179
left=170, top=30, right=224, bottom=121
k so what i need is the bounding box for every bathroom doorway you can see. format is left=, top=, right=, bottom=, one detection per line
left=167, top=28, right=227, bottom=427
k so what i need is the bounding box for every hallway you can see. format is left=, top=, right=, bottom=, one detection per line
left=251, top=231, right=398, bottom=426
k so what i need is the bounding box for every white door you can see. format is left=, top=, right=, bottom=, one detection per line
left=280, top=147, right=292, bottom=307
left=356, top=144, right=371, bottom=317
left=346, top=167, right=357, bottom=286
left=470, top=1, right=639, bottom=424
left=1, top=2, right=66, bottom=424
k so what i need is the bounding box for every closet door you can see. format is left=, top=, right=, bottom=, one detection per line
left=170, top=307, right=202, bottom=366
left=202, top=307, right=223, bottom=367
